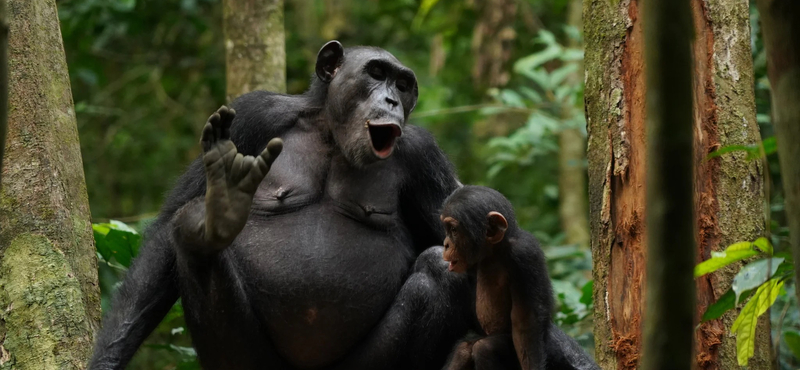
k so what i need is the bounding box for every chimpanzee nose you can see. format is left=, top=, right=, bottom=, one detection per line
left=385, top=96, right=399, bottom=107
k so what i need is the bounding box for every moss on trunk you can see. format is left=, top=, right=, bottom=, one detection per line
left=224, top=0, right=286, bottom=100
left=0, top=0, right=100, bottom=368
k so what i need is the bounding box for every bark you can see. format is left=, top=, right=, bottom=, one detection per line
left=0, top=0, right=100, bottom=368
left=585, top=0, right=769, bottom=369
left=224, top=0, right=286, bottom=100
left=640, top=0, right=695, bottom=369
left=755, top=0, right=800, bottom=309
left=558, top=0, right=590, bottom=249
left=0, top=0, right=6, bottom=185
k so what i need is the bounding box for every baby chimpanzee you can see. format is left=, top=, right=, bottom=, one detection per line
left=440, top=185, right=553, bottom=370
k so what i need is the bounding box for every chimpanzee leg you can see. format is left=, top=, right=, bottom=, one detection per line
left=331, top=246, right=476, bottom=370
left=543, top=324, right=601, bottom=370
left=472, top=334, right=520, bottom=370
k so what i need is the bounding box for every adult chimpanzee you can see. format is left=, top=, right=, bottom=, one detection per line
left=439, top=186, right=600, bottom=370
left=88, top=41, right=592, bottom=370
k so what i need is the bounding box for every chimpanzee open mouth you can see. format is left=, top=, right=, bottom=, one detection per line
left=448, top=260, right=459, bottom=271
left=368, top=122, right=402, bottom=159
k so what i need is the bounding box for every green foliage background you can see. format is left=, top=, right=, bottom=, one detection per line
left=55, top=0, right=796, bottom=368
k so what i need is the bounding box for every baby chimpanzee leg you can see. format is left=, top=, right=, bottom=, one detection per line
left=332, top=247, right=476, bottom=370
left=472, top=334, right=520, bottom=370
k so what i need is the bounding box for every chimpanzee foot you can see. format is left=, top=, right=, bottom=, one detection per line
left=199, top=105, right=282, bottom=250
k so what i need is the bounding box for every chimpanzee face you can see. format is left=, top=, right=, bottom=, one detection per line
left=315, top=41, right=418, bottom=168
left=441, top=215, right=480, bottom=273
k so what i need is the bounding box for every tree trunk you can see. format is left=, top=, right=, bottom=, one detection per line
left=640, top=0, right=695, bottom=369
left=0, top=0, right=6, bottom=185
left=755, top=0, right=800, bottom=308
left=558, top=0, right=590, bottom=249
left=585, top=0, right=770, bottom=368
left=0, top=0, right=100, bottom=368
left=224, top=0, right=286, bottom=100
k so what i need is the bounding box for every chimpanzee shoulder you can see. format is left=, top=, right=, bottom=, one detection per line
left=160, top=90, right=310, bottom=218
left=396, top=124, right=460, bottom=249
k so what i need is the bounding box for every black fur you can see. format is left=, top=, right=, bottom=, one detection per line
left=441, top=186, right=600, bottom=370
left=89, top=43, right=594, bottom=370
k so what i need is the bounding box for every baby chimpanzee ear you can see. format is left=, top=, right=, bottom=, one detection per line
left=486, top=211, right=508, bottom=245
left=316, top=40, right=344, bottom=83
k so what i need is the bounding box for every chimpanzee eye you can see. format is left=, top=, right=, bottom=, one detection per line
left=369, top=65, right=386, bottom=80
left=396, top=79, right=409, bottom=92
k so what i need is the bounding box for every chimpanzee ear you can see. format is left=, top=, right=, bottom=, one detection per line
left=316, top=40, right=344, bottom=83
left=486, top=211, right=508, bottom=245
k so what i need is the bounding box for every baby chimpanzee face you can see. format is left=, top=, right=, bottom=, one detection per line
left=441, top=216, right=473, bottom=273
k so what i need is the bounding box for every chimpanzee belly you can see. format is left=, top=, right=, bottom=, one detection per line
left=226, top=202, right=415, bottom=368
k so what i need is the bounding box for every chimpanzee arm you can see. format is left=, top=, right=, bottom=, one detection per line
left=88, top=217, right=180, bottom=370
left=510, top=234, right=554, bottom=370
left=90, top=91, right=300, bottom=368
left=397, top=125, right=461, bottom=251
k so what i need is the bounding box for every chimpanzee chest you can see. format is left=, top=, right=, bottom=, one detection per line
left=227, top=129, right=416, bottom=368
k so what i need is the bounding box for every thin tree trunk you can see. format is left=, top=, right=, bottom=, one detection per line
left=585, top=0, right=770, bottom=368
left=558, top=0, right=590, bottom=249
left=224, top=0, right=286, bottom=100
left=755, top=0, right=800, bottom=309
left=640, top=0, right=695, bottom=368
left=0, top=0, right=100, bottom=368
left=0, top=0, right=6, bottom=186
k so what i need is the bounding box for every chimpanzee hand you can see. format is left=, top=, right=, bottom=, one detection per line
left=200, top=105, right=283, bottom=249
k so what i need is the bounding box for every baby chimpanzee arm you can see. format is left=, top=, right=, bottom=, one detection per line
left=510, top=234, right=554, bottom=370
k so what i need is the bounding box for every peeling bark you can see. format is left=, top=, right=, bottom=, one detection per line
left=224, top=0, right=286, bottom=100
left=0, top=0, right=100, bottom=368
left=585, top=0, right=769, bottom=368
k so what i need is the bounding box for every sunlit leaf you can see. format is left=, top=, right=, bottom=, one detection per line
left=732, top=278, right=784, bottom=366
left=695, top=249, right=759, bottom=277
left=753, top=237, right=773, bottom=255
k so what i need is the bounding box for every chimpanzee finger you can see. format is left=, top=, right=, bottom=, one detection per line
left=200, top=122, right=214, bottom=152
left=261, top=138, right=284, bottom=166
left=230, top=153, right=245, bottom=182
left=220, top=108, right=235, bottom=140
left=238, top=156, right=255, bottom=184
left=241, top=157, right=266, bottom=192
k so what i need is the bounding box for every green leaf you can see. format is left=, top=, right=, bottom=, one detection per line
left=784, top=331, right=800, bottom=360
left=701, top=288, right=754, bottom=323
left=411, top=0, right=440, bottom=29
left=695, top=249, right=759, bottom=277
left=694, top=239, right=772, bottom=277
left=580, top=280, right=593, bottom=306
left=92, top=221, right=141, bottom=267
left=731, top=257, right=783, bottom=301
left=732, top=278, right=784, bottom=366
left=93, top=229, right=113, bottom=262
left=753, top=237, right=773, bottom=255
left=706, top=145, right=759, bottom=160
left=761, top=137, right=777, bottom=155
